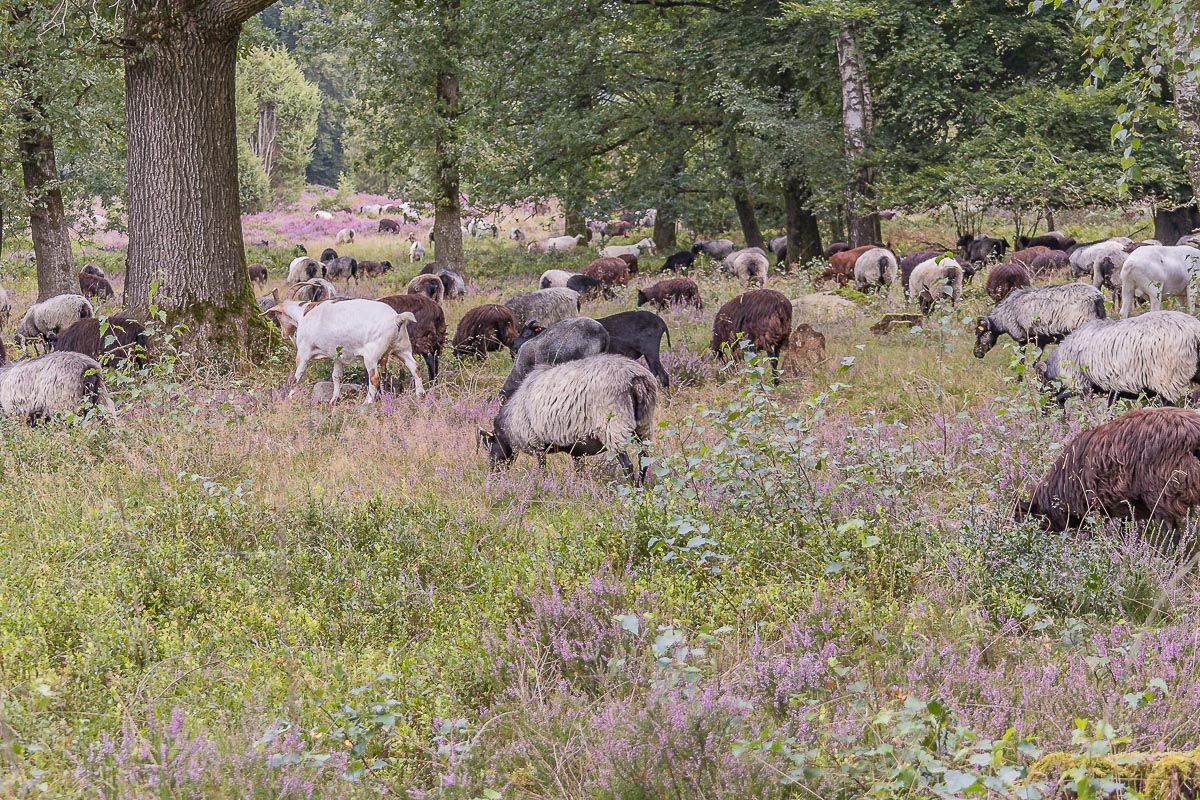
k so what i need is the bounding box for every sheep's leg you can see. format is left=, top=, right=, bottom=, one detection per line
left=616, top=451, right=637, bottom=484
left=364, top=360, right=381, bottom=404
left=423, top=352, right=439, bottom=384
left=769, top=346, right=783, bottom=386
left=330, top=361, right=344, bottom=404
left=400, top=351, right=426, bottom=397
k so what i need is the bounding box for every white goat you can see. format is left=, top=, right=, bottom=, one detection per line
left=599, top=238, right=656, bottom=259
left=1118, top=245, right=1200, bottom=317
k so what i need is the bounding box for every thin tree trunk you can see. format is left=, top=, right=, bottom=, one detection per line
left=785, top=177, right=822, bottom=267
left=431, top=0, right=465, bottom=271
left=16, top=76, right=76, bottom=300
left=726, top=131, right=763, bottom=250
left=124, top=4, right=266, bottom=344
left=836, top=23, right=880, bottom=247
left=653, top=213, right=677, bottom=252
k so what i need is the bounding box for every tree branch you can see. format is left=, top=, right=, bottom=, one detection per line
left=618, top=0, right=729, bottom=12
left=208, top=0, right=277, bottom=25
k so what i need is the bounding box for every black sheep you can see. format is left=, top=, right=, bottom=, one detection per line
left=596, top=310, right=671, bottom=389
left=661, top=250, right=696, bottom=273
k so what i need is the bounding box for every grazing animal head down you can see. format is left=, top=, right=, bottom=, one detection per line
left=973, top=317, right=996, bottom=358
left=477, top=427, right=514, bottom=466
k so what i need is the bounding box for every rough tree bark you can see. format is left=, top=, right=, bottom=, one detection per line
left=725, top=131, right=763, bottom=251
left=653, top=213, right=677, bottom=252
left=430, top=0, right=465, bottom=272
left=15, top=70, right=76, bottom=300
left=123, top=0, right=275, bottom=346
left=836, top=23, right=880, bottom=247
left=785, top=177, right=822, bottom=268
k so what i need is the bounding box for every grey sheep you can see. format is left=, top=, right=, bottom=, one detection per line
left=853, top=247, right=899, bottom=292
left=479, top=353, right=658, bottom=484
left=503, top=287, right=581, bottom=328
left=499, top=317, right=610, bottom=400
left=1037, top=311, right=1200, bottom=405
left=974, top=283, right=1106, bottom=359
left=437, top=269, right=466, bottom=300
left=908, top=256, right=963, bottom=314
left=722, top=247, right=770, bottom=285
left=16, top=294, right=94, bottom=353
left=0, top=351, right=116, bottom=423
left=294, top=279, right=338, bottom=303
left=407, top=274, right=445, bottom=305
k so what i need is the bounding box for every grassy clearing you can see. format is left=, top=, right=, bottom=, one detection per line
left=0, top=203, right=1197, bottom=798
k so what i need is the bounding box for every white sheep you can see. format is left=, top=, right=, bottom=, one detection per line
left=335, top=227, right=355, bottom=245
left=16, top=294, right=94, bottom=353
left=410, top=240, right=427, bottom=263
left=599, top=238, right=656, bottom=259
left=853, top=247, right=898, bottom=292
left=1069, top=237, right=1130, bottom=277
left=360, top=204, right=382, bottom=216
left=287, top=256, right=323, bottom=283
left=0, top=351, right=116, bottom=421
left=1118, top=244, right=1200, bottom=317
left=313, top=210, right=334, bottom=220
left=722, top=248, right=770, bottom=286
left=1039, top=311, right=1200, bottom=405
left=538, top=269, right=576, bottom=289
left=509, top=226, right=527, bottom=243
left=529, top=235, right=586, bottom=254
left=263, top=298, right=424, bottom=404
left=908, top=256, right=963, bottom=314
left=0, top=285, right=11, bottom=330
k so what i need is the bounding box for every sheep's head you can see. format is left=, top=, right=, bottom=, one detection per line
left=514, top=320, right=545, bottom=351
left=636, top=289, right=648, bottom=307
left=972, top=317, right=996, bottom=358
left=477, top=427, right=514, bottom=467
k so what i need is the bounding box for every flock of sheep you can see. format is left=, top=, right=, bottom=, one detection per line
left=6, top=208, right=1200, bottom=539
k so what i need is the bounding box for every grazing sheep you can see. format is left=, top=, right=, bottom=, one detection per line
left=262, top=298, right=424, bottom=403
left=376, top=294, right=446, bottom=383
left=823, top=241, right=851, bottom=258
left=320, top=247, right=339, bottom=263
left=80, top=263, right=106, bottom=279
left=437, top=269, right=466, bottom=300
left=452, top=304, right=518, bottom=359
left=821, top=244, right=876, bottom=285
left=1018, top=407, right=1200, bottom=534
left=637, top=278, right=702, bottom=310
left=528, top=234, right=586, bottom=254
left=503, top=287, right=581, bottom=328
left=985, top=261, right=1032, bottom=303
left=597, top=310, right=672, bottom=388
left=79, top=271, right=116, bottom=301
left=358, top=260, right=393, bottom=277
left=769, top=235, right=787, bottom=265
left=293, top=278, right=338, bottom=303
left=409, top=240, right=427, bottom=263
left=287, top=257, right=323, bottom=283
left=898, top=249, right=945, bottom=295
left=54, top=314, right=148, bottom=369
left=324, top=256, right=358, bottom=282
left=1177, top=232, right=1200, bottom=248
left=1068, top=238, right=1130, bottom=278
left=908, top=256, right=963, bottom=314
left=248, top=263, right=268, bottom=284
left=662, top=250, right=695, bottom=273
left=599, top=238, right=656, bottom=259
left=314, top=210, right=333, bottom=220
left=0, top=351, right=116, bottom=422
left=974, top=283, right=1106, bottom=359
left=509, top=226, right=527, bottom=242
left=1038, top=311, right=1200, bottom=405
left=472, top=221, right=499, bottom=238
left=539, top=269, right=576, bottom=289
left=0, top=285, right=10, bottom=330
left=16, top=294, right=94, bottom=353
left=724, top=248, right=771, bottom=286
left=1029, top=250, right=1071, bottom=278
left=361, top=204, right=382, bottom=216
left=1118, top=245, right=1200, bottom=317
left=1005, top=246, right=1052, bottom=269
left=479, top=354, right=658, bottom=484
left=407, top=274, right=445, bottom=305
left=852, top=247, right=899, bottom=292
left=334, top=228, right=355, bottom=245
left=1016, top=231, right=1076, bottom=251
left=691, top=239, right=735, bottom=259
left=617, top=253, right=639, bottom=275
left=581, top=257, right=631, bottom=290
left=501, top=317, right=610, bottom=400
left=711, top=289, right=792, bottom=384
left=957, top=233, right=1009, bottom=264
left=378, top=219, right=401, bottom=234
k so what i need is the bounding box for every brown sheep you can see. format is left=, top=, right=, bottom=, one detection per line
left=581, top=257, right=631, bottom=290
left=1028, top=250, right=1071, bottom=278
left=617, top=253, right=639, bottom=275
left=711, top=289, right=792, bottom=384
left=54, top=314, right=148, bottom=369
left=358, top=260, right=393, bottom=277
left=79, top=271, right=115, bottom=301
left=1018, top=407, right=1200, bottom=536
left=407, top=274, right=445, bottom=305
left=985, top=261, right=1032, bottom=303
left=452, top=304, right=519, bottom=360
left=378, top=219, right=401, bottom=234
left=248, top=263, right=268, bottom=284
left=1005, top=246, right=1052, bottom=269
left=637, top=278, right=702, bottom=310
left=376, top=294, right=446, bottom=383
left=819, top=245, right=876, bottom=286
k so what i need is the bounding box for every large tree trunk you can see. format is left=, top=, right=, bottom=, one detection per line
left=726, top=131, right=763, bottom=251
left=653, top=213, right=676, bottom=252
left=1173, top=29, right=1200, bottom=200
left=563, top=205, right=587, bottom=239
left=1154, top=204, right=1200, bottom=244
left=16, top=77, right=76, bottom=300
left=430, top=0, right=465, bottom=271
left=785, top=177, right=822, bottom=268
left=124, top=2, right=269, bottom=343
left=836, top=23, right=880, bottom=247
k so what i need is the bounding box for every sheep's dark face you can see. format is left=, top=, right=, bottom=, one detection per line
left=478, top=428, right=514, bottom=467
left=973, top=318, right=996, bottom=358
left=636, top=290, right=648, bottom=307
left=514, top=321, right=545, bottom=352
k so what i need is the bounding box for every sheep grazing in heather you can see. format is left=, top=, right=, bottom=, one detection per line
left=500, top=317, right=610, bottom=400
left=409, top=234, right=426, bottom=263
left=820, top=244, right=876, bottom=286
left=407, top=274, right=445, bottom=305
left=0, top=351, right=116, bottom=423
left=637, top=278, right=702, bottom=310
left=1029, top=250, right=1071, bottom=278
left=1119, top=244, right=1200, bottom=317
left=1018, top=407, right=1200, bottom=535
left=1068, top=237, right=1130, bottom=278
left=528, top=234, right=585, bottom=254
left=247, top=263, right=268, bottom=284
left=617, top=253, right=639, bottom=275
left=287, top=257, right=322, bottom=283
left=479, top=354, right=658, bottom=484
left=852, top=247, right=898, bottom=293
left=599, top=238, right=655, bottom=260
left=1037, top=311, right=1200, bottom=406
left=662, top=250, right=695, bottom=273
left=503, top=287, right=581, bottom=328
left=320, top=247, right=339, bottom=263
left=597, top=310, right=672, bottom=388
left=539, top=270, right=602, bottom=298
left=334, top=228, right=355, bottom=245
left=985, top=261, right=1032, bottom=303
left=691, top=239, right=735, bottom=259
left=293, top=278, right=338, bottom=303
left=437, top=269, right=466, bottom=300
left=723, top=248, right=771, bottom=286
left=908, top=256, right=963, bottom=314
left=1017, top=231, right=1076, bottom=251
left=974, top=283, right=1106, bottom=359
left=378, top=218, right=401, bottom=234
left=54, top=314, right=149, bottom=369
left=261, top=298, right=423, bottom=403
left=314, top=210, right=333, bottom=220
left=452, top=304, right=518, bottom=359
left=823, top=241, right=850, bottom=258
left=898, top=249, right=945, bottom=296
left=79, top=271, right=116, bottom=301
left=376, top=294, right=446, bottom=384
left=581, top=257, right=631, bottom=291
left=711, top=289, right=792, bottom=384
left=17, top=294, right=94, bottom=353
left=1005, top=246, right=1052, bottom=270
left=358, top=260, right=393, bottom=278
left=324, top=256, right=358, bottom=282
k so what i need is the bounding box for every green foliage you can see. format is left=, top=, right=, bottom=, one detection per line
left=237, top=138, right=271, bottom=213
